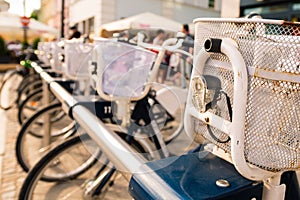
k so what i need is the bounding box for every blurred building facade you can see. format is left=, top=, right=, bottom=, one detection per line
left=39, top=0, right=70, bottom=39
left=39, top=0, right=299, bottom=39
left=0, top=0, right=9, bottom=12
left=40, top=0, right=223, bottom=39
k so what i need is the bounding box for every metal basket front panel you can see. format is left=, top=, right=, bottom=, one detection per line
left=65, top=42, right=94, bottom=78
left=37, top=42, right=44, bottom=62
left=37, top=42, right=52, bottom=65
left=245, top=76, right=300, bottom=171
left=50, top=42, right=64, bottom=73
left=194, top=19, right=300, bottom=172
left=97, top=41, right=156, bottom=98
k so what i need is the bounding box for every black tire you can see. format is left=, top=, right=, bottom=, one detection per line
left=16, top=103, right=76, bottom=172
left=19, top=134, right=99, bottom=182
left=19, top=132, right=146, bottom=200
left=17, top=73, right=41, bottom=94
left=0, top=70, right=22, bottom=110
left=16, top=79, right=43, bottom=107
left=18, top=89, right=43, bottom=125
left=18, top=88, right=58, bottom=125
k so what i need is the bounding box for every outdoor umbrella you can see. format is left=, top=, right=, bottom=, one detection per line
left=0, top=11, right=57, bottom=42
left=99, top=12, right=182, bottom=37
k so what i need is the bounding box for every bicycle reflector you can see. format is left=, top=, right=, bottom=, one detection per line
left=192, top=75, right=221, bottom=113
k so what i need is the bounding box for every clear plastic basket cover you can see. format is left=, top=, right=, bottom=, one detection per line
left=95, top=40, right=157, bottom=98
left=37, top=42, right=52, bottom=65
left=64, top=41, right=94, bottom=78
left=50, top=42, right=64, bottom=73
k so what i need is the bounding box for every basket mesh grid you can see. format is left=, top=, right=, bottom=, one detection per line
left=193, top=19, right=300, bottom=172
left=95, top=41, right=156, bottom=98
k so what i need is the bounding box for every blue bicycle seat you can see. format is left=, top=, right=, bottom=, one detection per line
left=129, top=152, right=263, bottom=200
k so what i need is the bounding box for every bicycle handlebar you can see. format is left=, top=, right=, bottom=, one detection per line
left=137, top=32, right=185, bottom=53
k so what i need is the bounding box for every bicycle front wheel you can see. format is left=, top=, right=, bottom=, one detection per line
left=17, top=89, right=57, bottom=125
left=150, top=100, right=185, bottom=144
left=19, top=134, right=102, bottom=200
left=16, top=103, right=76, bottom=172
left=17, top=79, right=43, bottom=108
left=19, top=132, right=146, bottom=200
left=0, top=70, right=23, bottom=110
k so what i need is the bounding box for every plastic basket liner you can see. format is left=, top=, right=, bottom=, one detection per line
left=37, top=42, right=52, bottom=65
left=50, top=42, right=64, bottom=73
left=64, top=41, right=94, bottom=78
left=97, top=40, right=156, bottom=98
left=193, top=19, right=300, bottom=172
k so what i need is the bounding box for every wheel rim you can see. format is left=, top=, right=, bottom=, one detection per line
left=0, top=71, right=22, bottom=110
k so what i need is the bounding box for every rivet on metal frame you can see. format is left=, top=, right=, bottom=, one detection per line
left=216, top=179, right=230, bottom=188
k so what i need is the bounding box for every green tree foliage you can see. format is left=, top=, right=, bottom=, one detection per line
left=32, top=38, right=41, bottom=50
left=30, top=10, right=39, bottom=20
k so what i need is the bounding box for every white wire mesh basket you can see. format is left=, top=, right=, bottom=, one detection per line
left=91, top=39, right=157, bottom=100
left=50, top=41, right=64, bottom=73
left=186, top=18, right=300, bottom=174
left=64, top=40, right=94, bottom=79
left=37, top=42, right=52, bottom=66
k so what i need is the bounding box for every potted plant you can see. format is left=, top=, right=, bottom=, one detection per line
left=0, top=35, right=10, bottom=63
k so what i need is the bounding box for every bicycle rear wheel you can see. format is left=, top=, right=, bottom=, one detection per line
left=19, top=132, right=146, bottom=200
left=0, top=70, right=23, bottom=110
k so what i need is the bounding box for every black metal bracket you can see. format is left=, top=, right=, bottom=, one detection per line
left=69, top=100, right=113, bottom=120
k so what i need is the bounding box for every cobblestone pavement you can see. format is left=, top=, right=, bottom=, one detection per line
left=0, top=108, right=25, bottom=200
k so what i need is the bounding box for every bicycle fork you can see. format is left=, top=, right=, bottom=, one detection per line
left=83, top=167, right=116, bottom=199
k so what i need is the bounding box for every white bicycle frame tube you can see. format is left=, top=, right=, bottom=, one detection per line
left=92, top=36, right=183, bottom=102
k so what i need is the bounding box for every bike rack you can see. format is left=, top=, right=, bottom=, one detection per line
left=28, top=17, right=300, bottom=199
left=30, top=62, right=183, bottom=199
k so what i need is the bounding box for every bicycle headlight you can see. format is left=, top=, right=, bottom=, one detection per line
left=192, top=75, right=221, bottom=113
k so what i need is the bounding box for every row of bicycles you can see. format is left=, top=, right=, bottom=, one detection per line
left=2, top=30, right=194, bottom=199
left=1, top=17, right=300, bottom=200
